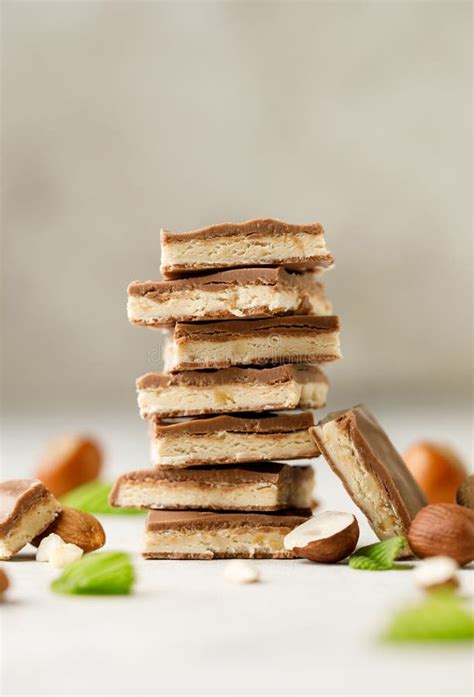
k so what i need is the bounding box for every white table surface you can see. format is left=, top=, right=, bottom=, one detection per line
left=2, top=406, right=473, bottom=697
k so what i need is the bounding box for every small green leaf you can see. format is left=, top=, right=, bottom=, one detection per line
left=61, top=481, right=144, bottom=515
left=51, top=551, right=135, bottom=595
left=384, top=590, right=474, bottom=642
left=349, top=536, right=406, bottom=570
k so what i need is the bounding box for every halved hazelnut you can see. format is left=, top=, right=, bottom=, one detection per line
left=284, top=511, right=359, bottom=563
left=413, top=556, right=459, bottom=593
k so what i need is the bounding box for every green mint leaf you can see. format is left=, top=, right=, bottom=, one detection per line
left=349, top=536, right=406, bottom=570
left=61, top=481, right=144, bottom=515
left=51, top=551, right=135, bottom=595
left=384, top=590, right=474, bottom=642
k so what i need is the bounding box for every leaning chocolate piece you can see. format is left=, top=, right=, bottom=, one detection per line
left=0, top=480, right=60, bottom=559
left=128, top=268, right=332, bottom=326
left=160, top=218, right=334, bottom=277
left=310, top=405, right=427, bottom=548
left=110, top=463, right=314, bottom=512
left=165, top=315, right=341, bottom=372
left=150, top=411, right=319, bottom=466
left=136, top=364, right=328, bottom=419
left=143, top=508, right=312, bottom=559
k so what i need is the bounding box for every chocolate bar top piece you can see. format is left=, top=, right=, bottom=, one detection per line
left=137, top=364, right=327, bottom=390
left=161, top=218, right=324, bottom=243
left=174, top=315, right=339, bottom=341
left=153, top=411, right=315, bottom=436
left=0, top=480, right=51, bottom=534
left=147, top=508, right=312, bottom=531
left=114, top=463, right=306, bottom=485
left=128, top=267, right=317, bottom=297
left=314, top=405, right=426, bottom=528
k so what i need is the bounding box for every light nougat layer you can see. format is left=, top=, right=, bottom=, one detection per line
left=138, top=380, right=328, bottom=419
left=166, top=333, right=341, bottom=371
left=110, top=465, right=314, bottom=511
left=128, top=286, right=332, bottom=325
left=143, top=528, right=296, bottom=559
left=160, top=219, right=333, bottom=275
left=161, top=234, right=330, bottom=273
left=151, top=429, right=318, bottom=466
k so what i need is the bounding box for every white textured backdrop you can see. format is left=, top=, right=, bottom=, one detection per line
left=2, top=1, right=472, bottom=410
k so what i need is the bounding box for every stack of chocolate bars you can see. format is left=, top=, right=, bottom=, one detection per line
left=111, top=218, right=342, bottom=559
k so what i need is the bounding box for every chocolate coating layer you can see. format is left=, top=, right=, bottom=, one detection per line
left=161, top=218, right=325, bottom=243
left=153, top=411, right=315, bottom=436
left=174, top=315, right=339, bottom=340
left=137, top=364, right=327, bottom=390
left=128, top=267, right=318, bottom=296
left=146, top=508, right=312, bottom=531
left=113, top=462, right=297, bottom=485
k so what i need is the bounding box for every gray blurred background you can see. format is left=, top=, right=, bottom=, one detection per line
left=2, top=0, right=472, bottom=414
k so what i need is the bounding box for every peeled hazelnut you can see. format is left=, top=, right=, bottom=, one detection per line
left=35, top=436, right=102, bottom=497
left=457, top=475, right=474, bottom=510
left=32, top=507, right=106, bottom=553
left=36, top=533, right=64, bottom=562
left=284, top=511, right=359, bottom=563
left=0, top=568, right=9, bottom=596
left=413, top=556, right=459, bottom=593
left=408, top=503, right=474, bottom=566
left=223, top=559, right=260, bottom=584
left=49, top=542, right=83, bottom=569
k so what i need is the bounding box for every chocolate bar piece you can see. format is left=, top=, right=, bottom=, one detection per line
left=0, top=480, right=60, bottom=559
left=110, top=463, right=314, bottom=512
left=150, top=411, right=318, bottom=466
left=310, top=405, right=426, bottom=549
left=165, top=315, right=341, bottom=371
left=160, top=218, right=334, bottom=277
left=136, top=364, right=328, bottom=419
left=143, top=508, right=312, bottom=559
left=128, top=268, right=332, bottom=326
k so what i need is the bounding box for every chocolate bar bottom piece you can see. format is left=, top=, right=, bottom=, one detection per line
left=0, top=480, right=60, bottom=559
left=143, top=509, right=311, bottom=559
left=111, top=464, right=314, bottom=512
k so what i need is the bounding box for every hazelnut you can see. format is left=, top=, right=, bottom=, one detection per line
left=35, top=436, right=102, bottom=497
left=49, top=542, right=83, bottom=569
left=32, top=507, right=106, bottom=553
left=403, top=441, right=466, bottom=504
left=408, top=503, right=474, bottom=566
left=457, top=475, right=474, bottom=510
left=413, top=556, right=459, bottom=593
left=0, top=568, right=9, bottom=596
left=284, top=511, right=359, bottom=563
left=36, top=533, right=64, bottom=562
left=222, top=560, right=260, bottom=584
